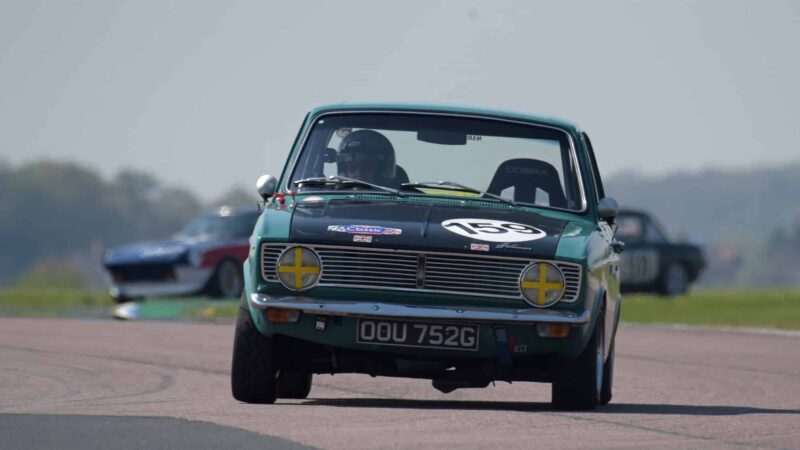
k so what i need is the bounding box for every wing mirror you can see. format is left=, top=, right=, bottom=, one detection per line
left=598, top=197, right=619, bottom=222
left=256, top=174, right=278, bottom=201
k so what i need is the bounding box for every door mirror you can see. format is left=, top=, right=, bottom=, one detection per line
left=256, top=175, right=278, bottom=201
left=598, top=197, right=619, bottom=222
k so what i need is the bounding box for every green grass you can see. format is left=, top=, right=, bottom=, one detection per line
left=3, top=287, right=800, bottom=330
left=0, top=287, right=239, bottom=320
left=621, top=289, right=800, bottom=330
left=0, top=287, right=112, bottom=308
left=118, top=298, right=239, bottom=320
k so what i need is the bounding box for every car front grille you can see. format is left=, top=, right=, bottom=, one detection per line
left=106, top=263, right=175, bottom=282
left=261, top=244, right=582, bottom=302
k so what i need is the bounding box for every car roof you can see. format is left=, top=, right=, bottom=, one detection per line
left=307, top=103, right=581, bottom=134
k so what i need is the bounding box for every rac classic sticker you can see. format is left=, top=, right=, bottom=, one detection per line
left=328, top=225, right=402, bottom=236
left=441, top=218, right=546, bottom=243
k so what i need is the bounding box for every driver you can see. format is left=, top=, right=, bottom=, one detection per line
left=337, top=129, right=396, bottom=186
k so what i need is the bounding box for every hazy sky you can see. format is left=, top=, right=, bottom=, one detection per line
left=1, top=0, right=799, bottom=199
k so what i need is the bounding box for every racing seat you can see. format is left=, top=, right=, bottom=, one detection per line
left=486, top=158, right=568, bottom=208
left=394, top=165, right=410, bottom=187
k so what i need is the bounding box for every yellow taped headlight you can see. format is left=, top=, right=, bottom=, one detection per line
left=520, top=262, right=565, bottom=308
left=277, top=246, right=321, bottom=291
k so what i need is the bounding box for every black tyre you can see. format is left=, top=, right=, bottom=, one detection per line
left=599, top=340, right=614, bottom=405
left=660, top=263, right=689, bottom=297
left=277, top=370, right=313, bottom=399
left=209, top=259, right=244, bottom=298
left=552, top=308, right=605, bottom=411
left=231, top=294, right=277, bottom=403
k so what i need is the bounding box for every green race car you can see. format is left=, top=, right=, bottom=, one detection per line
left=232, top=104, right=623, bottom=410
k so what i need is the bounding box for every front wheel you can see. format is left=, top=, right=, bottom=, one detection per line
left=277, top=371, right=313, bottom=399
left=231, top=294, right=277, bottom=403
left=552, top=309, right=605, bottom=411
left=599, top=340, right=614, bottom=405
left=661, top=263, right=689, bottom=297
left=210, top=259, right=244, bottom=298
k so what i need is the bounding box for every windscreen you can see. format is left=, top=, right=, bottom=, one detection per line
left=288, top=113, right=584, bottom=211
left=177, top=213, right=259, bottom=239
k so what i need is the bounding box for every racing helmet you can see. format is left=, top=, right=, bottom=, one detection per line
left=337, top=130, right=396, bottom=186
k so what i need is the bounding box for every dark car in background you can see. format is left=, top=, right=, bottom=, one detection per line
left=103, top=206, right=259, bottom=302
left=616, top=209, right=705, bottom=296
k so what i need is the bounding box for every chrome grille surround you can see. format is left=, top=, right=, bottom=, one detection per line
left=260, top=243, right=582, bottom=303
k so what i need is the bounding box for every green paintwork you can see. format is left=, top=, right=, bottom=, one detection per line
left=245, top=104, right=621, bottom=360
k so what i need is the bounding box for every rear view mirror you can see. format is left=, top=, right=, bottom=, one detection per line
left=256, top=174, right=277, bottom=201
left=598, top=197, right=619, bottom=222
left=417, top=130, right=467, bottom=145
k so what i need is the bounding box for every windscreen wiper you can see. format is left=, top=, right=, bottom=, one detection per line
left=401, top=181, right=516, bottom=206
left=293, top=176, right=404, bottom=196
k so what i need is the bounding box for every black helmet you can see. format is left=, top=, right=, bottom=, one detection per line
left=337, top=130, right=396, bottom=185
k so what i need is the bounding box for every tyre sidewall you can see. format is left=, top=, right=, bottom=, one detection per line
left=231, top=294, right=277, bottom=403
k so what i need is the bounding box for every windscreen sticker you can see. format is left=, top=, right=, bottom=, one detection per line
left=441, top=219, right=546, bottom=243
left=328, top=225, right=402, bottom=236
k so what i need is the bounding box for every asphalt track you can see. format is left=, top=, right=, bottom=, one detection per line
left=1, top=318, right=799, bottom=449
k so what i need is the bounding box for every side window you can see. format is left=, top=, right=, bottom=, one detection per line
left=644, top=217, right=669, bottom=243
left=615, top=215, right=644, bottom=242
left=582, top=133, right=605, bottom=200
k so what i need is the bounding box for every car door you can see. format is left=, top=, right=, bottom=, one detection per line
left=583, top=132, right=621, bottom=352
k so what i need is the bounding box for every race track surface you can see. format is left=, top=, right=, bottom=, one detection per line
left=1, top=318, right=799, bottom=449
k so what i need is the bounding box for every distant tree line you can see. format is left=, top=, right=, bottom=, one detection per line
left=0, top=160, right=255, bottom=285
left=1, top=159, right=798, bottom=288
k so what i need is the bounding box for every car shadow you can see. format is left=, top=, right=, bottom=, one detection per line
left=295, top=398, right=800, bottom=416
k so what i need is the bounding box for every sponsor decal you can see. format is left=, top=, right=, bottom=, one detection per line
left=353, top=235, right=373, bottom=243
left=470, top=243, right=490, bottom=252
left=302, top=196, right=325, bottom=203
left=495, top=242, right=533, bottom=251
left=328, top=225, right=402, bottom=236
left=441, top=218, right=546, bottom=243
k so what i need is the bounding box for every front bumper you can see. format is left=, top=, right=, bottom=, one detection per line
left=250, top=293, right=593, bottom=360
left=250, top=294, right=590, bottom=324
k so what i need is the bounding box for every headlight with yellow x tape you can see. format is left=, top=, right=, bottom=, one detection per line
left=277, top=246, right=321, bottom=291
left=520, top=262, right=565, bottom=308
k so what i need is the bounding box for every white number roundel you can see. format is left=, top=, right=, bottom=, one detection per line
left=441, top=218, right=547, bottom=242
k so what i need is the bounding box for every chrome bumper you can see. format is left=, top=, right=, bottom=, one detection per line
left=250, top=294, right=590, bottom=324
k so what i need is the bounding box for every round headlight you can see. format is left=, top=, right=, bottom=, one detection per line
left=520, top=262, right=565, bottom=307
left=277, top=246, right=321, bottom=291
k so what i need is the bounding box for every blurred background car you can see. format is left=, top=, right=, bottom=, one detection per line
left=103, top=206, right=258, bottom=303
left=616, top=209, right=706, bottom=296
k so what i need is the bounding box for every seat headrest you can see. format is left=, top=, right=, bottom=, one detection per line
left=486, top=158, right=568, bottom=208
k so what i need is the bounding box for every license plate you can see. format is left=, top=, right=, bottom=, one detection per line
left=356, top=318, right=479, bottom=351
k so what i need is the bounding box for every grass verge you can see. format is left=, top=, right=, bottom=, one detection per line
left=2, top=287, right=800, bottom=330
left=0, top=287, right=238, bottom=320
left=621, top=289, right=800, bottom=330
left=0, top=287, right=112, bottom=317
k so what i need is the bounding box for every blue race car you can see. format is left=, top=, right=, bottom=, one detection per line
left=103, top=206, right=259, bottom=302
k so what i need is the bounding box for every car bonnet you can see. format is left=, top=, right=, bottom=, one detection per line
left=289, top=198, right=568, bottom=259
